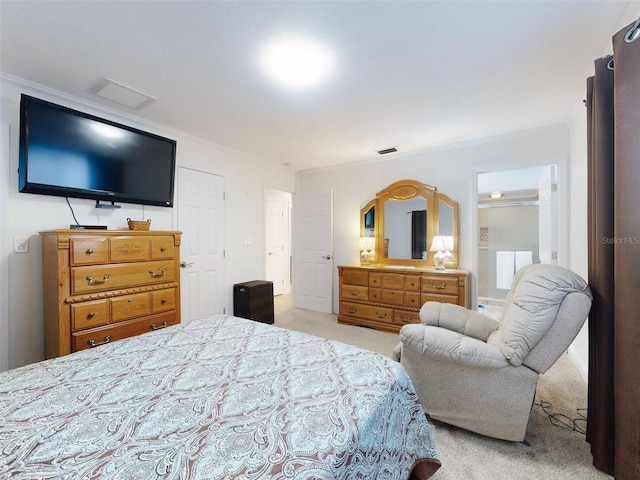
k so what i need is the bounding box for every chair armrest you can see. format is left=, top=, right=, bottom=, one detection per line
left=400, top=324, right=508, bottom=368
left=420, top=302, right=499, bottom=342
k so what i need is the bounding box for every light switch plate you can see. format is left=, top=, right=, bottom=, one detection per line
left=13, top=236, right=29, bottom=253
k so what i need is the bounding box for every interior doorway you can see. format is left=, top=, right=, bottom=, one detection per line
left=265, top=188, right=292, bottom=296
left=176, top=167, right=226, bottom=321
left=476, top=165, right=557, bottom=310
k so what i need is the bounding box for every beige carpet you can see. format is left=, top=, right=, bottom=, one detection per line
left=273, top=295, right=610, bottom=480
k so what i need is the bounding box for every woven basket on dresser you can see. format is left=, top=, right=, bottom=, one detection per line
left=127, top=218, right=151, bottom=231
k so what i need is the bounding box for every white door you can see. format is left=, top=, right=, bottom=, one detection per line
left=177, top=167, right=225, bottom=322
left=293, top=189, right=333, bottom=313
left=265, top=188, right=291, bottom=296
left=538, top=165, right=557, bottom=265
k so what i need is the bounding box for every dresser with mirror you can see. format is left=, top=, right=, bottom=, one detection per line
left=338, top=179, right=469, bottom=333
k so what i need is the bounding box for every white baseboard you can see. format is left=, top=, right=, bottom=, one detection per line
left=567, top=345, right=588, bottom=384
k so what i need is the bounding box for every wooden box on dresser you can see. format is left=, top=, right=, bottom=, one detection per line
left=40, top=229, right=182, bottom=359
left=337, top=265, right=469, bottom=333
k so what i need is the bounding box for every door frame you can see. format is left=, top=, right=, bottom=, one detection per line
left=473, top=162, right=567, bottom=309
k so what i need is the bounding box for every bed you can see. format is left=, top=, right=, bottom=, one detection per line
left=0, top=315, right=440, bottom=479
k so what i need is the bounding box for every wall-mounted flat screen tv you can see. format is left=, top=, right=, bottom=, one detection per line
left=18, top=94, right=177, bottom=207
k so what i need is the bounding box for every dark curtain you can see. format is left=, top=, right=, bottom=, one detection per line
left=411, top=210, right=426, bottom=259
left=586, top=19, right=640, bottom=479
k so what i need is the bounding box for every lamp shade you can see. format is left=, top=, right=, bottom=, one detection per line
left=360, top=236, right=375, bottom=251
left=429, top=235, right=447, bottom=252
left=365, top=236, right=374, bottom=251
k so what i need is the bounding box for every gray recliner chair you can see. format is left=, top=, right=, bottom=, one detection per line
left=393, top=264, right=592, bottom=441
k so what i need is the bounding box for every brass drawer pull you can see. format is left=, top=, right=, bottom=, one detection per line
left=399, top=315, right=414, bottom=323
left=349, top=290, right=360, bottom=296
left=86, top=248, right=94, bottom=254
left=375, top=311, right=387, bottom=319
left=150, top=321, right=168, bottom=331
left=87, top=335, right=111, bottom=347
left=87, top=312, right=95, bottom=318
left=160, top=246, right=166, bottom=252
left=161, top=298, right=167, bottom=304
left=346, top=306, right=357, bottom=313
left=127, top=298, right=134, bottom=303
left=86, top=274, right=110, bottom=285
left=433, top=282, right=447, bottom=290
left=149, top=268, right=167, bottom=278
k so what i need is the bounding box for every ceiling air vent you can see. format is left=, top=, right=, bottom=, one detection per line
left=89, top=77, right=157, bottom=109
left=377, top=147, right=397, bottom=155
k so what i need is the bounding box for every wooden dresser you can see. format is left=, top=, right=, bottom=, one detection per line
left=337, top=265, right=469, bottom=333
left=41, top=229, right=182, bottom=358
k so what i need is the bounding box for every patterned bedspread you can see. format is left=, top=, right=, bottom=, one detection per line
left=0, top=315, right=440, bottom=479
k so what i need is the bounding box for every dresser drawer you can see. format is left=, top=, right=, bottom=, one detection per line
left=381, top=273, right=404, bottom=290
left=341, top=284, right=368, bottom=301
left=421, top=293, right=459, bottom=305
left=110, top=237, right=150, bottom=263
left=150, top=236, right=175, bottom=259
left=381, top=289, right=404, bottom=306
left=71, top=261, right=176, bottom=295
left=342, top=269, right=368, bottom=286
left=71, top=299, right=109, bottom=331
left=405, top=291, right=422, bottom=308
left=340, top=301, right=393, bottom=325
left=72, top=311, right=178, bottom=352
left=404, top=276, right=420, bottom=291
left=369, top=273, right=382, bottom=287
left=394, top=309, right=421, bottom=326
left=151, top=288, right=176, bottom=313
left=111, top=292, right=152, bottom=322
left=421, top=274, right=459, bottom=295
left=369, top=288, right=381, bottom=302
left=70, top=237, right=109, bottom=266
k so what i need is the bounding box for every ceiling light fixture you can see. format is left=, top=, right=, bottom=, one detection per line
left=261, top=38, right=333, bottom=86
left=490, top=192, right=503, bottom=199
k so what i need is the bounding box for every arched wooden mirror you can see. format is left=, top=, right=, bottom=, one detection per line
left=360, top=179, right=459, bottom=267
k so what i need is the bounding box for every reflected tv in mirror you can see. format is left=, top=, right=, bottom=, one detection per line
left=18, top=94, right=177, bottom=207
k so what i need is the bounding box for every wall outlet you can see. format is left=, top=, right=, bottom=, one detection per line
left=13, top=236, right=29, bottom=254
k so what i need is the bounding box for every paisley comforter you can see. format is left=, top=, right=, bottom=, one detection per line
left=0, top=315, right=440, bottom=479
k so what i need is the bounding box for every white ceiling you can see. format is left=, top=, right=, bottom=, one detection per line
left=0, top=1, right=635, bottom=172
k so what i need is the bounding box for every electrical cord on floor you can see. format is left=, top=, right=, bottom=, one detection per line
left=535, top=399, right=587, bottom=435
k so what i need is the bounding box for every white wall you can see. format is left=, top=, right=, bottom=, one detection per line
left=0, top=76, right=295, bottom=370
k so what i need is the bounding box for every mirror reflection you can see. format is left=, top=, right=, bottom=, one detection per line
left=439, top=200, right=453, bottom=236
left=360, top=179, right=459, bottom=268
left=383, top=197, right=427, bottom=259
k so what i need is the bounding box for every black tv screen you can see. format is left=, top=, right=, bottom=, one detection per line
left=18, top=94, right=176, bottom=207
left=364, top=208, right=374, bottom=228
